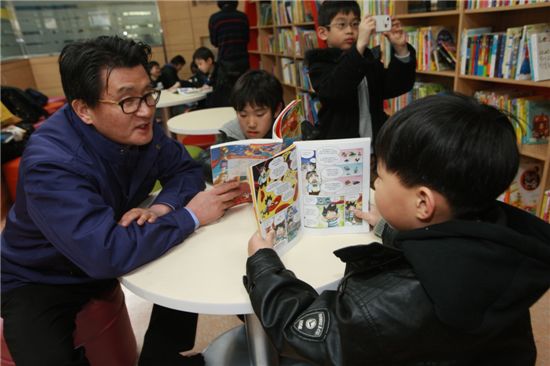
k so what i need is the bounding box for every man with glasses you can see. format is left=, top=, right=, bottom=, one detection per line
left=1, top=35, right=240, bottom=366
left=305, top=0, right=416, bottom=143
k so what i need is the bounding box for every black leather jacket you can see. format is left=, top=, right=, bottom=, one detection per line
left=244, top=202, right=550, bottom=365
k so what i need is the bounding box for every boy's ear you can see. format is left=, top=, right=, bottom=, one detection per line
left=71, top=99, right=94, bottom=125
left=317, top=26, right=329, bottom=41
left=415, top=186, right=436, bottom=222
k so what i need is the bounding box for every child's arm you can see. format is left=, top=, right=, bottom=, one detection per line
left=384, top=18, right=409, bottom=57
left=244, top=243, right=385, bottom=364
left=356, top=15, right=376, bottom=55
left=248, top=231, right=275, bottom=256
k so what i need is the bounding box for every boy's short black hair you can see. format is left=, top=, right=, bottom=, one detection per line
left=59, top=35, right=151, bottom=107
left=192, top=47, right=215, bottom=62
left=375, top=92, right=519, bottom=218
left=318, top=0, right=361, bottom=27
left=170, top=55, right=186, bottom=66
left=148, top=60, right=160, bottom=70
left=230, top=70, right=283, bottom=114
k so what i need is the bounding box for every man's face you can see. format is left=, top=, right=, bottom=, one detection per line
left=319, top=11, right=359, bottom=50
left=85, top=65, right=155, bottom=146
left=195, top=58, right=214, bottom=74
left=237, top=103, right=275, bottom=139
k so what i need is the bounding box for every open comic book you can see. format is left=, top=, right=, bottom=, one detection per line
left=209, top=99, right=305, bottom=206
left=248, top=138, right=371, bottom=254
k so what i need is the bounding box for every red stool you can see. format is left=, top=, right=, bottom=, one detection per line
left=1, top=157, right=20, bottom=203
left=1, top=283, right=138, bottom=366
left=179, top=134, right=217, bottom=149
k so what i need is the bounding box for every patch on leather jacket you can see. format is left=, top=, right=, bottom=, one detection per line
left=292, top=309, right=329, bottom=341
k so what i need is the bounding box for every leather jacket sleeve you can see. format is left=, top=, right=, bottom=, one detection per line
left=244, top=248, right=381, bottom=365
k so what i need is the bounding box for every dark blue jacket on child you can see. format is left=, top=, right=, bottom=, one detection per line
left=306, top=44, right=416, bottom=141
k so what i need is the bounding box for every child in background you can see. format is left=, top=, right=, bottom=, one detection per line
left=306, top=0, right=415, bottom=141
left=198, top=69, right=283, bottom=182
left=158, top=55, right=186, bottom=91
left=245, top=93, right=550, bottom=365
left=191, top=47, right=216, bottom=88
left=147, top=61, right=163, bottom=89
left=188, top=61, right=207, bottom=88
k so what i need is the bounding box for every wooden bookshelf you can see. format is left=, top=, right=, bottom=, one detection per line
left=246, top=0, right=322, bottom=104
left=396, top=1, right=550, bottom=218
left=246, top=0, right=550, bottom=217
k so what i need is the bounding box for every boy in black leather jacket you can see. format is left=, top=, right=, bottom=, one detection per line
left=245, top=93, right=550, bottom=365
left=198, top=69, right=283, bottom=182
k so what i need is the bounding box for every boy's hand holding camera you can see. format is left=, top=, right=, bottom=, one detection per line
left=356, top=16, right=408, bottom=57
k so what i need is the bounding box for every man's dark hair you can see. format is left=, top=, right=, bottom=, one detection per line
left=218, top=1, right=238, bottom=10
left=192, top=47, right=215, bottom=62
left=59, top=35, right=151, bottom=107
left=170, top=55, right=186, bottom=66
left=375, top=92, right=520, bottom=218
left=230, top=70, right=283, bottom=115
left=318, top=0, right=361, bottom=27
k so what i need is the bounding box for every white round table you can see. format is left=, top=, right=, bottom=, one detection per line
left=121, top=199, right=379, bottom=365
left=157, top=90, right=209, bottom=135
left=167, top=107, right=237, bottom=136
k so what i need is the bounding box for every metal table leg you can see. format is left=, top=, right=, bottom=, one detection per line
left=244, top=314, right=279, bottom=366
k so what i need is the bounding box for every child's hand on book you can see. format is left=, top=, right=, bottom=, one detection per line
left=353, top=204, right=381, bottom=228
left=248, top=230, right=275, bottom=257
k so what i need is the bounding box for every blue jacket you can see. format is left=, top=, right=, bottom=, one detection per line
left=1, top=105, right=205, bottom=292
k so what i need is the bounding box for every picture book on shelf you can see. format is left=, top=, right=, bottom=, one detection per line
left=520, top=97, right=550, bottom=145
left=529, top=31, right=550, bottom=82
left=248, top=138, right=371, bottom=254
left=209, top=99, right=305, bottom=207
left=499, top=157, right=544, bottom=215
left=515, top=23, right=550, bottom=80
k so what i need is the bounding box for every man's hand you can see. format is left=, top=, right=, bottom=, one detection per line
left=356, top=15, right=376, bottom=55
left=384, top=18, right=408, bottom=56
left=119, top=207, right=160, bottom=227
left=354, top=203, right=381, bottom=228
left=185, top=181, right=241, bottom=226
left=248, top=230, right=275, bottom=256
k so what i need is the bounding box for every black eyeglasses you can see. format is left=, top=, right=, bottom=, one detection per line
left=98, top=90, right=161, bottom=114
left=324, top=20, right=360, bottom=30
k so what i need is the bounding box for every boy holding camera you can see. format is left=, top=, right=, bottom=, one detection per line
left=306, top=0, right=415, bottom=142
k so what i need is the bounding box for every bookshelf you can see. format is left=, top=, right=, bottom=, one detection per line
left=246, top=0, right=322, bottom=104
left=394, top=1, right=550, bottom=218
left=246, top=0, right=550, bottom=218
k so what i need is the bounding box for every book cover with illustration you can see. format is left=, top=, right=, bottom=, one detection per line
left=210, top=140, right=283, bottom=206
left=515, top=23, right=550, bottom=80
left=529, top=31, right=550, bottom=82
left=499, top=157, right=544, bottom=215
left=209, top=98, right=305, bottom=207
left=248, top=138, right=370, bottom=254
left=521, top=97, right=550, bottom=145
left=272, top=99, right=305, bottom=148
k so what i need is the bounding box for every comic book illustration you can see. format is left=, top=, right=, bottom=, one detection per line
left=272, top=99, right=304, bottom=148
left=248, top=138, right=371, bottom=254
left=210, top=140, right=283, bottom=207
